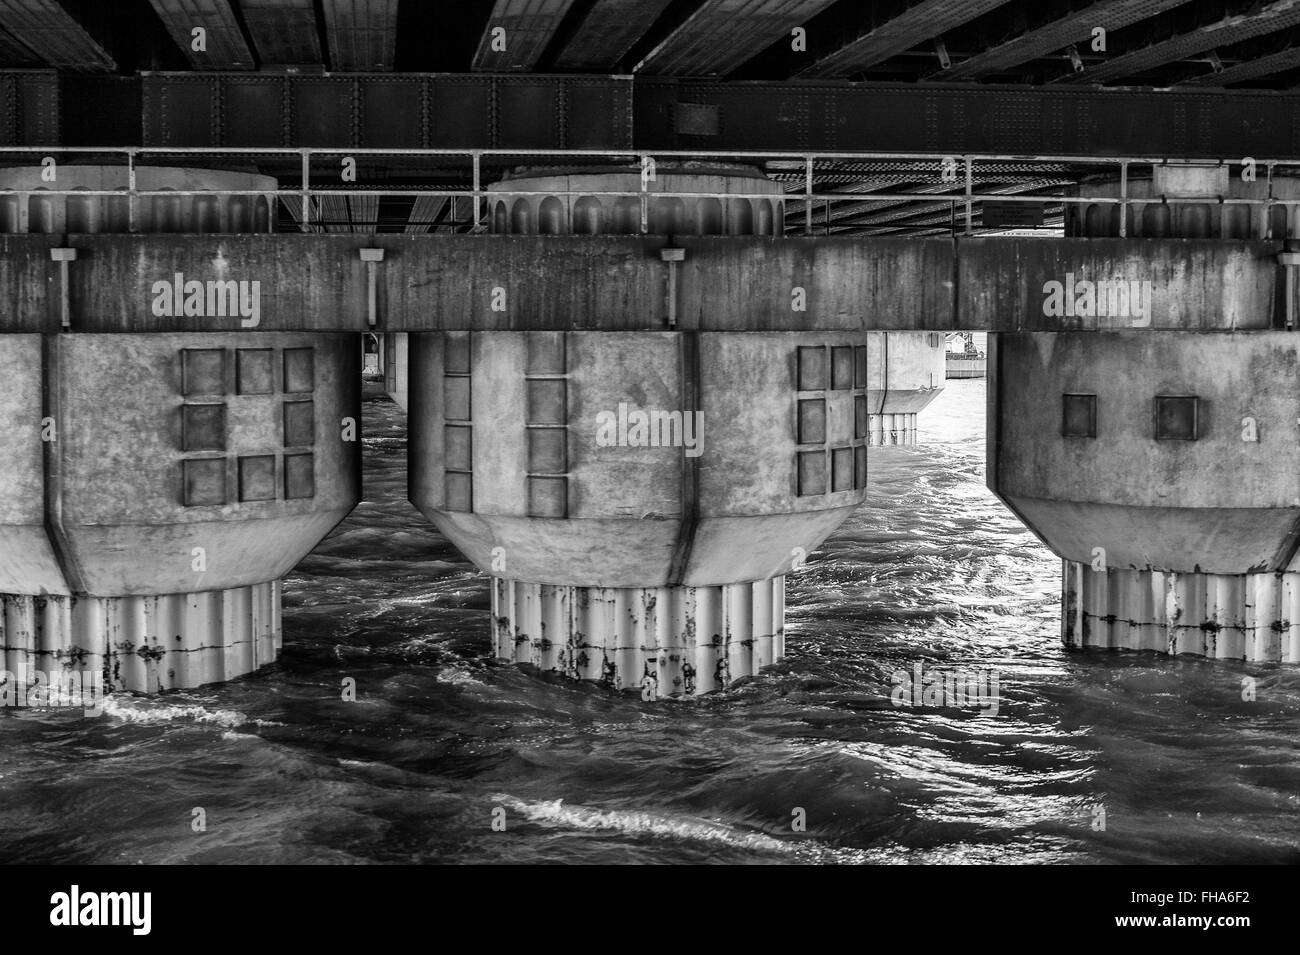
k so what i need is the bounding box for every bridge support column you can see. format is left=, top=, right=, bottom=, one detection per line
left=992, top=328, right=1300, bottom=664
left=0, top=167, right=361, bottom=699
left=492, top=578, right=784, bottom=697
left=992, top=164, right=1300, bottom=664
left=864, top=332, right=944, bottom=446
left=994, top=326, right=1300, bottom=666
left=408, top=164, right=919, bottom=695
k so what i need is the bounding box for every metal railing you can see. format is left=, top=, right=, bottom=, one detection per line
left=0, top=146, right=1295, bottom=237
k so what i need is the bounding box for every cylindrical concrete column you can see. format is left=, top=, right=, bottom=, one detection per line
left=0, top=166, right=361, bottom=696
left=1064, top=562, right=1300, bottom=663
left=1068, top=163, right=1300, bottom=240
left=491, top=577, right=784, bottom=697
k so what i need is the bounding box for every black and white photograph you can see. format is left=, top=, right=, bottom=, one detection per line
left=0, top=0, right=1293, bottom=923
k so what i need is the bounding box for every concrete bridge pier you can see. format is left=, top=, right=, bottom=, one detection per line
left=991, top=164, right=1300, bottom=663
left=404, top=165, right=942, bottom=696
left=863, top=331, right=944, bottom=446
left=409, top=320, right=862, bottom=699
left=0, top=166, right=362, bottom=696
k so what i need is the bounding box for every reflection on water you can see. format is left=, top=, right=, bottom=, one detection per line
left=1, top=379, right=1297, bottom=865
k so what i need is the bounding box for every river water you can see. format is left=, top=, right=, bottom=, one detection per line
left=2, top=378, right=1297, bottom=865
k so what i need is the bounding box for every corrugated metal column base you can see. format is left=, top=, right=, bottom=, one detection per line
left=0, top=581, right=282, bottom=695
left=1062, top=560, right=1300, bottom=663
left=491, top=577, right=786, bottom=697
left=867, top=412, right=918, bottom=446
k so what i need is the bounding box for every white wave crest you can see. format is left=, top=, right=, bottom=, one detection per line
left=436, top=668, right=485, bottom=687
left=490, top=794, right=791, bottom=853
left=101, top=695, right=283, bottom=729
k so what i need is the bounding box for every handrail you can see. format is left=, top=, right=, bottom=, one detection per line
left=0, top=146, right=1293, bottom=236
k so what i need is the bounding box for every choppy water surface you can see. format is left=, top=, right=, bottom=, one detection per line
left=2, top=379, right=1298, bottom=865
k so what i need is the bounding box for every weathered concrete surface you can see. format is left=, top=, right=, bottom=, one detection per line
left=1063, top=562, right=1300, bottom=664
left=408, top=330, right=871, bottom=588
left=0, top=166, right=276, bottom=235
left=493, top=577, right=785, bottom=697
left=0, top=335, right=65, bottom=592
left=0, top=235, right=1281, bottom=333
left=1, top=332, right=361, bottom=595
left=2, top=582, right=282, bottom=692
left=961, top=238, right=1278, bottom=331
left=677, top=236, right=956, bottom=331
left=384, top=332, right=409, bottom=411
left=991, top=331, right=1300, bottom=574
left=1069, top=166, right=1300, bottom=239
left=863, top=331, right=945, bottom=416
left=486, top=165, right=786, bottom=237
left=0, top=234, right=61, bottom=330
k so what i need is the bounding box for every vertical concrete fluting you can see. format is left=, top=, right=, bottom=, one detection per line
left=491, top=578, right=785, bottom=696
left=994, top=163, right=1300, bottom=663
left=1063, top=562, right=1300, bottom=662
left=0, top=166, right=361, bottom=696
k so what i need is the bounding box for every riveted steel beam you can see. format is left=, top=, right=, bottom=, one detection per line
left=2, top=71, right=1299, bottom=158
